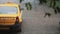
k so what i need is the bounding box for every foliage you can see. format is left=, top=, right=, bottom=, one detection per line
left=39, top=0, right=47, bottom=4
left=25, top=2, right=32, bottom=10
left=54, top=7, right=60, bottom=14
left=20, top=0, right=23, bottom=3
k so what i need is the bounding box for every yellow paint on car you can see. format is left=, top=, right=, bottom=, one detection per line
left=0, top=2, right=22, bottom=26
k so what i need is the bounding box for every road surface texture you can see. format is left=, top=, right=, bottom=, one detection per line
left=20, top=5, right=60, bottom=34
left=0, top=0, right=60, bottom=34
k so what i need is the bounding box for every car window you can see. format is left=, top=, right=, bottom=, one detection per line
left=0, top=6, right=18, bottom=14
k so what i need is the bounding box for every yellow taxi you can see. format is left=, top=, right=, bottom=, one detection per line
left=0, top=2, right=22, bottom=32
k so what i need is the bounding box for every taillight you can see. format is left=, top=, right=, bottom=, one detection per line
left=16, top=16, right=19, bottom=22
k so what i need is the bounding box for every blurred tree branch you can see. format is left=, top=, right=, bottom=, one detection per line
left=39, top=0, right=47, bottom=4
left=20, top=0, right=24, bottom=3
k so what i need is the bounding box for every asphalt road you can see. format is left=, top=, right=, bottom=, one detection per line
left=0, top=1, right=60, bottom=34
left=21, top=5, right=60, bottom=34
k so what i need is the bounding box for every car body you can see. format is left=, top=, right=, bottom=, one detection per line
left=0, top=2, right=22, bottom=32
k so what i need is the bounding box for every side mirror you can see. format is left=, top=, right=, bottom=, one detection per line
left=20, top=8, right=24, bottom=13
left=20, top=8, right=24, bottom=10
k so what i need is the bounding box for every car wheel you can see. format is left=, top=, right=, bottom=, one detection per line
left=10, top=22, right=22, bottom=32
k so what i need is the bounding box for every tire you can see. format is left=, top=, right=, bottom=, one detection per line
left=16, top=28, right=21, bottom=32
left=10, top=22, right=22, bottom=32
left=15, top=23, right=22, bottom=32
